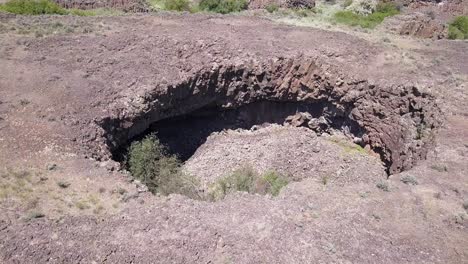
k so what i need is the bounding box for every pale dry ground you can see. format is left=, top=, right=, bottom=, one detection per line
left=0, top=12, right=467, bottom=263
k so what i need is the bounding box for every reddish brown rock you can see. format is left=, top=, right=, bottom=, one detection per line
left=380, top=12, right=448, bottom=39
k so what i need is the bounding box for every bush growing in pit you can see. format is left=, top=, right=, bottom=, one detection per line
left=127, top=134, right=200, bottom=199
left=209, top=166, right=289, bottom=201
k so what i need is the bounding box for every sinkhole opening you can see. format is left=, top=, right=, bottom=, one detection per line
left=110, top=100, right=380, bottom=200
left=112, top=100, right=364, bottom=164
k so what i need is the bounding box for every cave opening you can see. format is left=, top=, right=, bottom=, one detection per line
left=111, top=100, right=365, bottom=165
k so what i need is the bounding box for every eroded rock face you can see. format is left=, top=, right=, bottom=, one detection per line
left=98, top=56, right=441, bottom=174
left=380, top=12, right=447, bottom=39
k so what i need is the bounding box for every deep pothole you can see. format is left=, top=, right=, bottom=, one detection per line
left=114, top=100, right=387, bottom=198
left=97, top=57, right=441, bottom=197
left=136, top=101, right=339, bottom=162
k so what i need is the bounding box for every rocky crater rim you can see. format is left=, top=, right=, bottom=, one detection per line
left=95, top=56, right=441, bottom=175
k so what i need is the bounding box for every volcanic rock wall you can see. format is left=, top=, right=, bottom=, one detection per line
left=98, top=56, right=440, bottom=174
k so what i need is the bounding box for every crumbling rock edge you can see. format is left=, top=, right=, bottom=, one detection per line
left=94, top=56, right=441, bottom=175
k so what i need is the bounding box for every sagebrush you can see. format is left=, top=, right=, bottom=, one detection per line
left=209, top=166, right=289, bottom=200
left=127, top=134, right=200, bottom=199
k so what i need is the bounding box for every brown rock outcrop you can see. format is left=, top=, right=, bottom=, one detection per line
left=380, top=12, right=447, bottom=39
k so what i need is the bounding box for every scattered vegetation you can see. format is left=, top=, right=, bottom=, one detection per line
left=400, top=175, right=418, bottom=185
left=448, top=16, right=468, bottom=40
left=199, top=0, right=248, bottom=14
left=208, top=166, right=289, bottom=201
left=329, top=136, right=367, bottom=155
left=321, top=175, right=329, bottom=185
left=162, top=0, right=191, bottom=11
left=66, top=8, right=123, bottom=16
left=116, top=187, right=127, bottom=195
left=265, top=3, right=279, bottom=13
left=19, top=99, right=30, bottom=106
left=74, top=199, right=91, bottom=210
left=24, top=211, right=45, bottom=221
left=0, top=0, right=121, bottom=16
left=376, top=181, right=389, bottom=192
left=46, top=163, right=57, bottom=171
left=430, top=164, right=448, bottom=173
left=0, top=170, right=34, bottom=201
left=333, top=2, right=399, bottom=29
left=0, top=0, right=66, bottom=15
left=56, top=180, right=70, bottom=188
left=127, top=134, right=200, bottom=199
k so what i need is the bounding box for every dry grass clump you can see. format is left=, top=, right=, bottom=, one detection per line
left=400, top=175, right=418, bottom=185
left=208, top=166, right=289, bottom=201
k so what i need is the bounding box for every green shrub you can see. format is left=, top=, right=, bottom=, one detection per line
left=333, top=2, right=399, bottom=29
left=163, top=0, right=191, bottom=11
left=127, top=134, right=200, bottom=199
left=199, top=0, right=247, bottom=14
left=0, top=0, right=122, bottom=16
left=261, top=171, right=289, bottom=196
left=400, top=175, right=418, bottom=185
left=67, top=8, right=122, bottom=16
left=209, top=166, right=289, bottom=200
left=265, top=3, right=278, bottom=13
left=0, top=0, right=66, bottom=15
left=448, top=16, right=468, bottom=40
left=376, top=181, right=390, bottom=192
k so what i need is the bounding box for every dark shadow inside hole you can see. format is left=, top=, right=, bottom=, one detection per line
left=148, top=101, right=325, bottom=161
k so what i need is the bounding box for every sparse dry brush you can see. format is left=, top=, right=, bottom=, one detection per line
left=127, top=135, right=289, bottom=201
left=208, top=166, right=289, bottom=201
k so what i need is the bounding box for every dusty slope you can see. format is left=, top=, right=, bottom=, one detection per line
left=0, top=13, right=467, bottom=263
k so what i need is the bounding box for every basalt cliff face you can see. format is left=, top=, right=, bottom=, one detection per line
left=98, top=56, right=441, bottom=174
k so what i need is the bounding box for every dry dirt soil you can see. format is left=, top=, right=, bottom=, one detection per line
left=0, top=10, right=467, bottom=264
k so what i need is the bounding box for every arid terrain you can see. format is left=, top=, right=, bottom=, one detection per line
left=0, top=0, right=467, bottom=263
